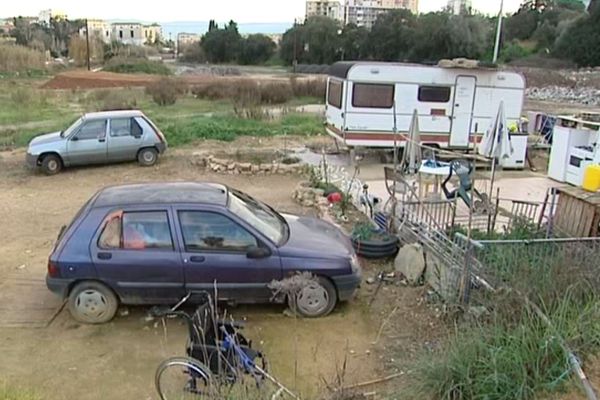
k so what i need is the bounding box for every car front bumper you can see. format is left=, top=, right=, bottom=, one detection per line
left=46, top=276, right=72, bottom=299
left=332, top=273, right=362, bottom=301
left=25, top=153, right=38, bottom=169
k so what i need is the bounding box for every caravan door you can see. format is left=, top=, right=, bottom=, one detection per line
left=450, top=76, right=476, bottom=147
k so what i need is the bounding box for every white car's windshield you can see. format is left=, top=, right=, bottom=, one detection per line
left=228, top=190, right=286, bottom=245
left=61, top=117, right=83, bottom=138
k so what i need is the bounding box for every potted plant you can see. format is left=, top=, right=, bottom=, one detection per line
left=351, top=223, right=399, bottom=259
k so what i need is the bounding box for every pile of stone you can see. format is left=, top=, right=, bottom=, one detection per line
left=526, top=86, right=600, bottom=106
left=292, top=181, right=328, bottom=208
left=192, top=154, right=305, bottom=175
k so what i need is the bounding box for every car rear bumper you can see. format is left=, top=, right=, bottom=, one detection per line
left=156, top=142, right=168, bottom=154
left=25, top=153, right=38, bottom=169
left=46, top=276, right=71, bottom=299
left=332, top=273, right=361, bottom=301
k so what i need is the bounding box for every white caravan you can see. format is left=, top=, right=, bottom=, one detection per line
left=325, top=61, right=526, bottom=150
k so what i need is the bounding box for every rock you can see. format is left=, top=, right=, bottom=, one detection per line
left=119, top=308, right=130, bottom=317
left=239, top=162, right=252, bottom=172
left=251, top=165, right=260, bottom=173
left=394, top=243, right=425, bottom=286
left=227, top=163, right=236, bottom=171
left=366, top=277, right=376, bottom=285
left=424, top=252, right=461, bottom=302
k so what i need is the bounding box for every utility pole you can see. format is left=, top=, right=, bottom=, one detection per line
left=85, top=18, right=91, bottom=71
left=492, top=0, right=504, bottom=64
left=292, top=18, right=298, bottom=73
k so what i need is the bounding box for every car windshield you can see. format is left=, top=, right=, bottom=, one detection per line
left=228, top=190, right=287, bottom=245
left=61, top=117, right=83, bottom=138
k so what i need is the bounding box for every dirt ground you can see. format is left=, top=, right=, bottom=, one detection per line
left=0, top=141, right=445, bottom=400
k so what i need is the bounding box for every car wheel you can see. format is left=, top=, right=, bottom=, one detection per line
left=138, top=148, right=158, bottom=167
left=68, top=281, right=118, bottom=324
left=41, top=154, right=62, bottom=175
left=290, top=276, right=337, bottom=318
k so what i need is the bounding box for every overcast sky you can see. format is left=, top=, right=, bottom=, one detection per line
left=3, top=0, right=522, bottom=22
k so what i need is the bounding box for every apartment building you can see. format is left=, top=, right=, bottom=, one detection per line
left=306, top=0, right=344, bottom=22
left=80, top=19, right=111, bottom=44
left=306, top=0, right=419, bottom=28
left=143, top=23, right=162, bottom=44
left=111, top=22, right=144, bottom=46
left=447, top=0, right=472, bottom=15
left=38, top=9, right=68, bottom=24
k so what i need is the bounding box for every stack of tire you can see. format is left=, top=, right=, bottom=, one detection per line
left=351, top=231, right=400, bottom=259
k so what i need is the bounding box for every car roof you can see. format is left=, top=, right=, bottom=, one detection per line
left=91, top=182, right=229, bottom=208
left=82, top=110, right=144, bottom=121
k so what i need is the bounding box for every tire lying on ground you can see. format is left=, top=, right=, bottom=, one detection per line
left=351, top=235, right=400, bottom=259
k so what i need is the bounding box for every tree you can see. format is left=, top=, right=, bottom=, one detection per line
left=589, top=0, right=600, bottom=13
left=201, top=20, right=242, bottom=63
left=368, top=9, right=417, bottom=61
left=239, top=34, right=275, bottom=65
left=340, top=23, right=369, bottom=60
left=279, top=17, right=340, bottom=65
left=555, top=2, right=600, bottom=66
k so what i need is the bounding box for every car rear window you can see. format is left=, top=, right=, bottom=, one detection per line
left=98, top=211, right=174, bottom=250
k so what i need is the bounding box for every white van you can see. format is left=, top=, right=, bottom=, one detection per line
left=325, top=61, right=526, bottom=151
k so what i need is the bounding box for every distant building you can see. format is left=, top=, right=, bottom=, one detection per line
left=38, top=9, right=68, bottom=24
left=177, top=32, right=201, bottom=46
left=111, top=22, right=144, bottom=46
left=0, top=18, right=14, bottom=34
left=447, top=0, right=472, bottom=15
left=143, top=23, right=162, bottom=44
left=306, top=0, right=419, bottom=28
left=80, top=19, right=111, bottom=43
left=306, top=0, right=344, bottom=22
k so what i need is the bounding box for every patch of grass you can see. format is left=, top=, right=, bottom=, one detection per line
left=0, top=382, right=40, bottom=400
left=0, top=44, right=45, bottom=73
left=411, top=223, right=600, bottom=399
left=160, top=113, right=324, bottom=146
left=104, top=58, right=172, bottom=75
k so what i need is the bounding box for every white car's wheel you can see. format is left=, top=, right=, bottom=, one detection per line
left=138, top=148, right=158, bottom=166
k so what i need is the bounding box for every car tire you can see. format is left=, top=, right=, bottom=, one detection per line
left=138, top=148, right=158, bottom=167
left=41, top=154, right=62, bottom=175
left=68, top=281, right=119, bottom=324
left=289, top=276, right=337, bottom=318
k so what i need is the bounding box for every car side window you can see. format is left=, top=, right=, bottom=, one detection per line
left=110, top=118, right=143, bottom=137
left=178, top=211, right=257, bottom=252
left=76, top=120, right=107, bottom=140
left=98, top=210, right=173, bottom=250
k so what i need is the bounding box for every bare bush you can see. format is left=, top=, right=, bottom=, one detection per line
left=290, top=76, right=327, bottom=98
left=146, top=78, right=186, bottom=106
left=0, top=44, right=45, bottom=73
left=259, top=82, right=293, bottom=104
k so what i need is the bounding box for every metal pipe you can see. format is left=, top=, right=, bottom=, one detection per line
left=492, top=0, right=504, bottom=64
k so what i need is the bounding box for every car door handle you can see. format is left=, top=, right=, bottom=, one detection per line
left=98, top=252, right=112, bottom=260
left=189, top=256, right=206, bottom=263
left=98, top=138, right=106, bottom=143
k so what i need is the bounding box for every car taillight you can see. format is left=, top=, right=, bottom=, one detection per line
left=47, top=260, right=60, bottom=278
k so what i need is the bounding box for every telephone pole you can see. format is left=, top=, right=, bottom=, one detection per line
left=492, top=0, right=504, bottom=64
left=85, top=18, right=91, bottom=71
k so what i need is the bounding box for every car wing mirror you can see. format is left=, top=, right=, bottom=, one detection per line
left=70, top=136, right=79, bottom=141
left=247, top=246, right=271, bottom=259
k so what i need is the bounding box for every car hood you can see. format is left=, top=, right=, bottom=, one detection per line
left=278, top=214, right=354, bottom=259
left=29, top=131, right=64, bottom=147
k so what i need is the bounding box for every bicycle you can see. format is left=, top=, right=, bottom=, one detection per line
left=151, top=291, right=299, bottom=400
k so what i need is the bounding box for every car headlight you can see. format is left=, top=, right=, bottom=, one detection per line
left=350, top=255, right=361, bottom=274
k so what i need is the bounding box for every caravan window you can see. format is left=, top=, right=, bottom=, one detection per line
left=352, top=83, right=394, bottom=108
left=418, top=86, right=451, bottom=103
left=328, top=80, right=343, bottom=109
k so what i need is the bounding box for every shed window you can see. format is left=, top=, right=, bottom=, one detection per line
left=352, top=83, right=394, bottom=108
left=418, top=86, right=451, bottom=103
left=327, top=80, right=343, bottom=109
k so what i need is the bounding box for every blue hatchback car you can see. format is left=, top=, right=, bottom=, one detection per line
left=47, top=182, right=362, bottom=323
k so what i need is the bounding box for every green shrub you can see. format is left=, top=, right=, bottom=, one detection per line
left=104, top=57, right=171, bottom=75
left=145, top=78, right=186, bottom=106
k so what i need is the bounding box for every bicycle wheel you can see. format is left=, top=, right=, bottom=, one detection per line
left=155, top=356, right=215, bottom=400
